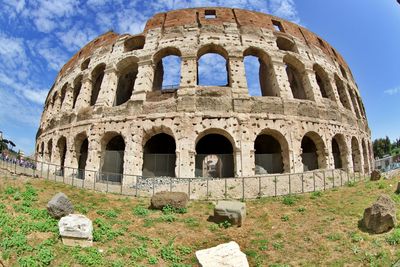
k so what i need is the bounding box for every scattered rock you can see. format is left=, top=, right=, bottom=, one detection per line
left=47, top=192, right=74, bottom=219
left=59, top=214, right=93, bottom=247
left=370, top=170, right=381, bottom=181
left=196, top=241, right=249, bottom=267
left=213, top=201, right=246, bottom=227
left=363, top=194, right=396, bottom=233
left=150, top=191, right=189, bottom=210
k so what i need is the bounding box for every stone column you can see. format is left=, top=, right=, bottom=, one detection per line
left=177, top=56, right=197, bottom=95
left=228, top=55, right=248, bottom=98
left=240, top=140, right=254, bottom=176
left=75, top=74, right=92, bottom=110
left=303, top=68, right=320, bottom=103
left=52, top=93, right=61, bottom=116
left=95, top=67, right=119, bottom=107
left=270, top=58, right=293, bottom=99
left=122, top=134, right=141, bottom=186
left=61, top=84, right=74, bottom=112
left=177, top=136, right=195, bottom=178
left=345, top=137, right=354, bottom=173
left=131, top=60, right=153, bottom=101
left=84, top=136, right=101, bottom=186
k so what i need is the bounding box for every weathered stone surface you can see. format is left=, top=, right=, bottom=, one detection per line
left=195, top=241, right=249, bottom=267
left=363, top=194, right=397, bottom=233
left=47, top=192, right=74, bottom=219
left=150, top=191, right=189, bottom=209
left=214, top=201, right=246, bottom=227
left=370, top=170, right=381, bottom=181
left=59, top=214, right=93, bottom=247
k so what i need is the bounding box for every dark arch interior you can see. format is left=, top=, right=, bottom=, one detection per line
left=58, top=138, right=67, bottom=176
left=115, top=65, right=137, bottom=106
left=72, top=78, right=82, bottom=109
left=101, top=135, right=125, bottom=182
left=301, top=136, right=318, bottom=171
left=47, top=140, right=53, bottom=161
left=315, top=72, right=328, bottom=98
left=254, top=134, right=283, bottom=174
left=91, top=65, right=105, bottom=106
left=195, top=134, right=234, bottom=178
left=78, top=138, right=88, bottom=179
left=286, top=64, right=306, bottom=100
left=143, top=133, right=176, bottom=177
left=332, top=138, right=342, bottom=169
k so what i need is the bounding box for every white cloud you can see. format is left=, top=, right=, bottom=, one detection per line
left=269, top=0, right=299, bottom=23
left=384, top=87, right=400, bottom=95
left=23, top=89, right=48, bottom=105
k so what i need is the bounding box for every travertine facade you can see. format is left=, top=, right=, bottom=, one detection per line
left=36, top=7, right=372, bottom=186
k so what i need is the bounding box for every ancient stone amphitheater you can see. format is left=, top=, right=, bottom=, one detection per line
left=36, top=7, right=372, bottom=188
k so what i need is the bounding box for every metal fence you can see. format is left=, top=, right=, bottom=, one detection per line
left=0, top=157, right=366, bottom=200
left=375, top=154, right=400, bottom=172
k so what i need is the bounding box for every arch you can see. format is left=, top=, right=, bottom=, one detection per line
left=124, top=35, right=145, bottom=52
left=339, top=65, right=347, bottom=79
left=283, top=55, right=307, bottom=100
left=334, top=75, right=351, bottom=110
left=355, top=93, right=366, bottom=117
left=47, top=139, right=53, bottom=162
left=90, top=63, right=106, bottom=106
left=313, top=64, right=335, bottom=100
left=254, top=129, right=289, bottom=174
left=152, top=47, right=181, bottom=91
left=195, top=130, right=234, bottom=178
left=40, top=142, right=45, bottom=158
left=57, top=136, right=67, bottom=176
left=276, top=36, right=297, bottom=53
left=75, top=132, right=88, bottom=179
left=51, top=93, right=58, bottom=109
left=81, top=58, right=90, bottom=70
left=100, top=132, right=125, bottom=183
left=115, top=56, right=139, bottom=105
left=351, top=136, right=362, bottom=172
left=301, top=132, right=326, bottom=171
left=243, top=47, right=279, bottom=96
left=142, top=133, right=176, bottom=177
left=72, top=75, right=82, bottom=109
left=362, top=139, right=369, bottom=174
left=59, top=83, right=68, bottom=108
left=197, top=44, right=229, bottom=86
left=332, top=134, right=347, bottom=169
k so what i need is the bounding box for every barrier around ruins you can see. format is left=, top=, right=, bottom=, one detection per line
left=0, top=157, right=366, bottom=200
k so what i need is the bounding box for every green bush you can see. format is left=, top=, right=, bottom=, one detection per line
left=132, top=205, right=150, bottom=217
left=282, top=195, right=297, bottom=206
left=386, top=228, right=400, bottom=245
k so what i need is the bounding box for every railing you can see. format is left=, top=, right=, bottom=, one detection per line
left=0, top=157, right=366, bottom=200
left=161, top=84, right=179, bottom=91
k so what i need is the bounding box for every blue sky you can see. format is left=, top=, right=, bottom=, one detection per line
left=0, top=0, right=399, bottom=156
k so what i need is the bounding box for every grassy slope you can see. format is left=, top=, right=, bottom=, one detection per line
left=0, top=172, right=400, bottom=267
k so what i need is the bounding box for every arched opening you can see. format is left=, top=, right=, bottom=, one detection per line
left=72, top=75, right=82, bottom=109
left=195, top=133, right=234, bottom=178
left=51, top=93, right=57, bottom=109
left=340, top=65, right=347, bottom=79
left=115, top=57, right=138, bottom=106
left=47, top=139, right=53, bottom=162
left=57, top=137, right=67, bottom=176
left=348, top=87, right=361, bottom=118
left=75, top=134, right=88, bottom=179
left=301, top=132, right=326, bottom=171
left=101, top=134, right=125, bottom=183
left=60, top=83, right=68, bottom=108
left=335, top=75, right=351, bottom=110
left=313, top=64, right=334, bottom=100
left=40, top=142, right=45, bottom=158
left=351, top=137, right=361, bottom=172
left=197, top=44, right=229, bottom=86
left=284, top=56, right=307, bottom=100
left=254, top=134, right=284, bottom=174
left=142, top=133, right=176, bottom=177
left=81, top=58, right=90, bottom=70
left=362, top=139, right=369, bottom=174
left=124, top=35, right=145, bottom=52
left=276, top=36, right=296, bottom=53
left=243, top=47, right=278, bottom=96
left=152, top=48, right=181, bottom=91
left=332, top=138, right=342, bottom=169
left=90, top=64, right=105, bottom=106
left=356, top=94, right=366, bottom=117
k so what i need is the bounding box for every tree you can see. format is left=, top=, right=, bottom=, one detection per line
left=373, top=137, right=392, bottom=158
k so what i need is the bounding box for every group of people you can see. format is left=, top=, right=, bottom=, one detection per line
left=0, top=152, right=36, bottom=169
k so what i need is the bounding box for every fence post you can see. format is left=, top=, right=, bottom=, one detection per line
left=93, top=171, right=96, bottom=191
left=288, top=174, right=291, bottom=194
left=313, top=171, right=316, bottom=192
left=206, top=176, right=209, bottom=200
left=301, top=173, right=304, bottom=193
left=340, top=169, right=343, bottom=186
left=71, top=168, right=74, bottom=187
left=274, top=175, right=277, bottom=197
left=258, top=176, right=261, bottom=198
left=188, top=178, right=191, bottom=200
left=224, top=178, right=227, bottom=199
left=152, top=176, right=155, bottom=196
left=135, top=176, right=139, bottom=197
left=106, top=173, right=109, bottom=193
left=332, top=170, right=335, bottom=188
left=323, top=171, right=326, bottom=191
left=242, top=176, right=245, bottom=201
left=40, top=161, right=43, bottom=178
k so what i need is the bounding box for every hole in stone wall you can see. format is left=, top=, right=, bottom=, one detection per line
left=72, top=76, right=82, bottom=109
left=124, top=36, right=145, bottom=52
left=340, top=65, right=347, bottom=79
left=205, top=10, right=216, bottom=19
left=276, top=36, right=296, bottom=52
left=348, top=87, right=361, bottom=118
left=115, top=62, right=138, bottom=106
left=317, top=37, right=325, bottom=48
left=272, top=20, right=284, bottom=32
left=335, top=75, right=351, bottom=110
left=81, top=58, right=90, bottom=70
left=285, top=63, right=307, bottom=100
left=90, top=64, right=105, bottom=106
left=198, top=53, right=228, bottom=86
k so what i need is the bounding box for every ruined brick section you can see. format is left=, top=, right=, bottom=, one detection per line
left=36, top=7, right=373, bottom=186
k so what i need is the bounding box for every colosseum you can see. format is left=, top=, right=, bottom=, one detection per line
left=35, top=7, right=373, bottom=192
